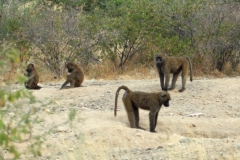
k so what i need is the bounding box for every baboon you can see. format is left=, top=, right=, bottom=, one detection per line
left=114, top=85, right=171, bottom=132
left=60, top=62, right=84, bottom=89
left=24, top=64, right=41, bottom=90
left=155, top=54, right=193, bottom=92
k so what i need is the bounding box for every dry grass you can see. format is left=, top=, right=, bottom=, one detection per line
left=2, top=63, right=24, bottom=83
left=234, top=63, right=240, bottom=73
left=222, top=61, right=233, bottom=75
left=83, top=61, right=118, bottom=80
left=3, top=58, right=240, bottom=83
left=84, top=61, right=157, bottom=80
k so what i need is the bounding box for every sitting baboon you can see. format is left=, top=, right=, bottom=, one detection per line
left=155, top=54, right=193, bottom=92
left=24, top=63, right=41, bottom=90
left=115, top=85, right=171, bottom=132
left=60, top=62, right=84, bottom=89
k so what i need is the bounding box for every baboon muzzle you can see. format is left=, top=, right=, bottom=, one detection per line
left=68, top=69, right=73, bottom=72
left=163, top=101, right=169, bottom=107
left=156, top=57, right=163, bottom=64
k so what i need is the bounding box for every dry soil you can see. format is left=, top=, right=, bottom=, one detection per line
left=3, top=76, right=240, bottom=160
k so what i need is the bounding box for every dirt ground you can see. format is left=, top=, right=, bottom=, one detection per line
left=4, top=76, right=240, bottom=160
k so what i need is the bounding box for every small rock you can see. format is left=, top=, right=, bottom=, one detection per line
left=45, top=109, right=51, bottom=112
left=186, top=113, right=204, bottom=117
left=81, top=107, right=91, bottom=110
left=179, top=138, right=191, bottom=144
left=134, top=132, right=143, bottom=138
left=57, top=126, right=68, bottom=133
left=191, top=124, right=196, bottom=127
left=8, top=112, right=15, bottom=116
left=167, top=143, right=173, bottom=148
left=156, top=146, right=163, bottom=149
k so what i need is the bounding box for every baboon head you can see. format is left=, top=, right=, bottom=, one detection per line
left=26, top=64, right=34, bottom=73
left=160, top=91, right=171, bottom=107
left=66, top=62, right=75, bottom=73
left=155, top=54, right=164, bottom=65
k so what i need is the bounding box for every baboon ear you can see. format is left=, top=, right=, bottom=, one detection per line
left=161, top=93, right=167, bottom=98
left=65, top=61, right=69, bottom=68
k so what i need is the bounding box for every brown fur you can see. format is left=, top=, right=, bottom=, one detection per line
left=24, top=64, right=41, bottom=90
left=115, top=85, right=171, bottom=132
left=155, top=54, right=193, bottom=92
left=60, top=62, right=84, bottom=89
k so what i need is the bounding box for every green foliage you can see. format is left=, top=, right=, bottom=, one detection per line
left=0, top=44, right=77, bottom=159
left=90, top=0, right=197, bottom=68
left=1, top=0, right=240, bottom=74
left=5, top=18, right=21, bottom=32
left=0, top=45, right=33, bottom=159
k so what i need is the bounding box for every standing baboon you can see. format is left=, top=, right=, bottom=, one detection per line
left=155, top=54, right=193, bottom=92
left=115, top=85, right=171, bottom=132
left=24, top=64, right=41, bottom=90
left=60, top=62, right=84, bottom=89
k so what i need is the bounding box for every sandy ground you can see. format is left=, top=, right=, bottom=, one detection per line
left=3, top=76, right=240, bottom=160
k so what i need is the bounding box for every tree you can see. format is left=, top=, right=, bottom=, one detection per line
left=21, top=7, right=95, bottom=76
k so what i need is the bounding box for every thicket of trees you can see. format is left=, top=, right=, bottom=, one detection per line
left=1, top=0, right=240, bottom=76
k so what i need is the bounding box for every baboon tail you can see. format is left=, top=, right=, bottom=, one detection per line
left=114, top=85, right=131, bottom=117
left=186, top=57, right=193, bottom=82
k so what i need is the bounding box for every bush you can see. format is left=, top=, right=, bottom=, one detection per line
left=0, top=44, right=77, bottom=159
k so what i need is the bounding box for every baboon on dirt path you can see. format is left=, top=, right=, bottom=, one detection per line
left=24, top=64, right=41, bottom=90
left=60, top=62, right=84, bottom=89
left=155, top=54, right=193, bottom=92
left=115, top=85, right=171, bottom=132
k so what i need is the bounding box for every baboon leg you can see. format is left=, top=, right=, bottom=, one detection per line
left=154, top=112, right=159, bottom=129
left=170, top=69, right=181, bottom=90
left=26, top=78, right=34, bottom=89
left=149, top=112, right=156, bottom=132
left=149, top=107, right=160, bottom=132
left=61, top=80, right=70, bottom=89
left=123, top=98, right=136, bottom=128
left=70, top=79, right=76, bottom=88
left=75, top=81, right=80, bottom=87
left=132, top=103, right=145, bottom=130
left=32, top=83, right=41, bottom=90
left=179, top=65, right=188, bottom=92
left=179, top=74, right=187, bottom=92
left=159, top=72, right=165, bottom=90
left=164, top=73, right=170, bottom=91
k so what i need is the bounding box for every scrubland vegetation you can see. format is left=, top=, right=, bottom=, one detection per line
left=1, top=0, right=240, bottom=159
left=1, top=0, right=240, bottom=80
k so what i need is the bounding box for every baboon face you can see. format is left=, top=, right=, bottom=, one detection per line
left=163, top=100, right=170, bottom=107
left=66, top=62, right=75, bottom=73
left=156, top=56, right=163, bottom=65
left=160, top=92, right=171, bottom=107
left=26, top=64, right=34, bottom=73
